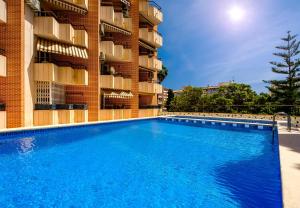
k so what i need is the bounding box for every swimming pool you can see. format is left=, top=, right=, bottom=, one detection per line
left=0, top=119, right=282, bottom=207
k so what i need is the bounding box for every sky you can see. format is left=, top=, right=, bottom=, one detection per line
left=156, top=0, right=300, bottom=92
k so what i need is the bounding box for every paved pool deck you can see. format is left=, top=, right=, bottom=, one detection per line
left=278, top=122, right=300, bottom=208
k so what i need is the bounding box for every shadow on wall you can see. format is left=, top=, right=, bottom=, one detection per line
left=214, top=140, right=283, bottom=208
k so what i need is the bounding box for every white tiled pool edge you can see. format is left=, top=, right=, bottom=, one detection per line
left=277, top=122, right=300, bottom=208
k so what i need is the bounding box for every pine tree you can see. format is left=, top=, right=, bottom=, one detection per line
left=264, top=31, right=300, bottom=108
left=158, top=65, right=168, bottom=83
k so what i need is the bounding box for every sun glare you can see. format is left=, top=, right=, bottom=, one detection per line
left=227, top=6, right=246, bottom=23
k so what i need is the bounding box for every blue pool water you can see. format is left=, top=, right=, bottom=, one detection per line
left=0, top=119, right=282, bottom=207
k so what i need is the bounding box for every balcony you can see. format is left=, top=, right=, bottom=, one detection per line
left=138, top=109, right=160, bottom=118
left=0, top=103, right=5, bottom=129
left=42, top=0, right=87, bottom=15
left=139, top=82, right=162, bottom=94
left=99, top=109, right=132, bottom=121
left=139, top=55, right=162, bottom=70
left=139, top=0, right=163, bottom=25
left=34, top=16, right=88, bottom=47
left=33, top=109, right=88, bottom=126
left=34, top=63, right=88, bottom=86
left=74, top=30, right=88, bottom=48
left=100, top=75, right=132, bottom=91
left=139, top=28, right=163, bottom=48
left=0, top=53, right=6, bottom=77
left=100, top=6, right=132, bottom=32
left=100, top=41, right=132, bottom=62
left=65, top=0, right=88, bottom=10
left=0, top=0, right=6, bottom=24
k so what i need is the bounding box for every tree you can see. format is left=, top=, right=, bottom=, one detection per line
left=165, top=89, right=174, bottom=111
left=158, top=65, right=168, bottom=83
left=169, top=86, right=203, bottom=112
left=264, top=31, right=300, bottom=110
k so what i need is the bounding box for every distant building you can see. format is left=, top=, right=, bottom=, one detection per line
left=173, top=81, right=234, bottom=96
left=158, top=88, right=169, bottom=107
left=202, top=81, right=234, bottom=94
left=173, top=89, right=183, bottom=96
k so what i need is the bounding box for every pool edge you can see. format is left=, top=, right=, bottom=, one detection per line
left=277, top=121, right=300, bottom=208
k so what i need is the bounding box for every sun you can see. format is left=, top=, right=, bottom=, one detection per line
left=227, top=6, right=246, bottom=23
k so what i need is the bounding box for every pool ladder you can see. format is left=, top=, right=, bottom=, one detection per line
left=272, top=112, right=292, bottom=144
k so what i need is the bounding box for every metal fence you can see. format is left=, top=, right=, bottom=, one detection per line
left=169, top=105, right=300, bottom=116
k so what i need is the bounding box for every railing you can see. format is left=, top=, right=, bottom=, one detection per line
left=139, top=82, right=162, bottom=94
left=0, top=110, right=6, bottom=129
left=34, top=109, right=88, bottom=126
left=139, top=0, right=163, bottom=25
left=165, top=105, right=300, bottom=117
left=100, top=6, right=132, bottom=31
left=0, top=51, right=6, bottom=77
left=139, top=109, right=160, bottom=118
left=100, top=75, right=132, bottom=90
left=99, top=109, right=132, bottom=121
left=34, top=63, right=88, bottom=85
left=139, top=55, right=162, bottom=70
left=0, top=0, right=7, bottom=23
left=139, top=28, right=163, bottom=48
left=65, top=0, right=88, bottom=10
left=34, top=14, right=88, bottom=47
left=100, top=41, right=132, bottom=62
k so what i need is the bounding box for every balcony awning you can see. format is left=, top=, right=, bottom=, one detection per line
left=43, top=0, right=88, bottom=15
left=37, top=39, right=88, bottom=59
left=121, top=0, right=130, bottom=6
left=101, top=22, right=131, bottom=36
left=139, top=41, right=157, bottom=52
left=104, top=91, right=133, bottom=99
left=25, top=0, right=41, bottom=11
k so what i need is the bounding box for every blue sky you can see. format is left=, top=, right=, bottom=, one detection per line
left=156, top=0, right=300, bottom=92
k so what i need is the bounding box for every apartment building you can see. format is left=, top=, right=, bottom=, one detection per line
left=0, top=0, right=163, bottom=129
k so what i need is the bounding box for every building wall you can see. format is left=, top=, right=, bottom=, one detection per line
left=0, top=0, right=163, bottom=129
left=130, top=0, right=140, bottom=118
left=24, top=5, right=34, bottom=126
left=0, top=0, right=25, bottom=128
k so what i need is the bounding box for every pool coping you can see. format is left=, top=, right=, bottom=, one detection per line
left=0, top=116, right=161, bottom=134
left=277, top=121, right=300, bottom=208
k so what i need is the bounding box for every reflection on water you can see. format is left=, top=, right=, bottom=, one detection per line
left=17, top=137, right=35, bottom=154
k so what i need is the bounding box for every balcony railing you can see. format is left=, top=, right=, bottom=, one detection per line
left=99, top=109, right=132, bottom=121
left=100, top=6, right=132, bottom=31
left=0, top=0, right=6, bottom=23
left=100, top=41, right=132, bottom=62
left=34, top=109, right=88, bottom=126
left=34, top=15, right=88, bottom=47
left=139, top=28, right=163, bottom=48
left=139, top=0, right=163, bottom=25
left=139, top=55, right=162, bottom=70
left=100, top=75, right=132, bottom=91
left=138, top=109, right=160, bottom=118
left=0, top=53, right=6, bottom=77
left=65, top=0, right=88, bottom=9
left=139, top=82, right=162, bottom=94
left=34, top=63, right=88, bottom=85
left=0, top=103, right=5, bottom=129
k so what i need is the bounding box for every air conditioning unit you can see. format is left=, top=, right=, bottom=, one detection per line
left=100, top=52, right=106, bottom=61
left=100, top=23, right=105, bottom=37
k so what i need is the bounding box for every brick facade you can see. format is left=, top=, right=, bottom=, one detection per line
left=0, top=0, right=163, bottom=128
